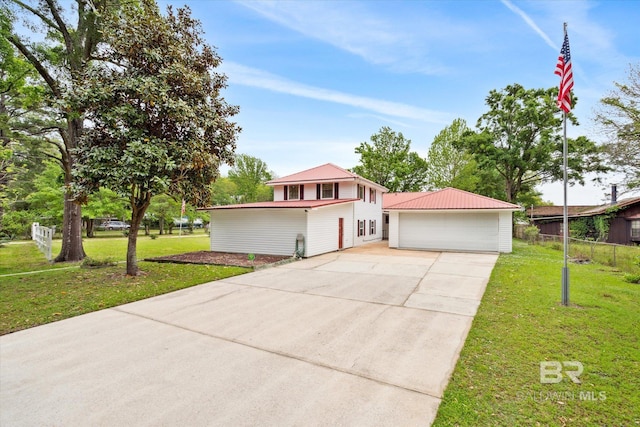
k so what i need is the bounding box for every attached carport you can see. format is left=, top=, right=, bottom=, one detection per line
left=386, top=188, right=520, bottom=253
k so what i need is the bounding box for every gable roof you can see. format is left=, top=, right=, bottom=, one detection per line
left=528, top=205, right=596, bottom=218
left=267, top=163, right=388, bottom=191
left=382, top=192, right=430, bottom=209
left=385, top=188, right=521, bottom=210
left=574, top=197, right=640, bottom=216
left=528, top=197, right=640, bottom=220
left=207, top=199, right=360, bottom=210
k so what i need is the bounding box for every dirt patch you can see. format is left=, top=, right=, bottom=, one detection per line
left=145, top=251, right=291, bottom=268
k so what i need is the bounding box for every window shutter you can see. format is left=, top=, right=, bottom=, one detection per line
left=334, top=183, right=339, bottom=199
left=316, top=184, right=321, bottom=200
left=300, top=185, right=304, bottom=200
left=284, top=185, right=288, bottom=201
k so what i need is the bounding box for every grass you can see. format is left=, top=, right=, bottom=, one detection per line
left=538, top=237, right=640, bottom=275
left=433, top=240, right=640, bottom=426
left=0, top=237, right=249, bottom=335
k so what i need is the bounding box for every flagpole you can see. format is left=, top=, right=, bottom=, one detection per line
left=562, top=109, right=569, bottom=306
left=561, top=22, right=570, bottom=306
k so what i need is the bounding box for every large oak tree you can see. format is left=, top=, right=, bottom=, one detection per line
left=73, top=0, right=240, bottom=275
left=353, top=126, right=427, bottom=192
left=4, top=0, right=115, bottom=261
left=458, top=84, right=608, bottom=203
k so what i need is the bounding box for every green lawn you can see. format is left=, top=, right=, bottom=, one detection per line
left=433, top=240, right=640, bottom=426
left=0, top=238, right=249, bottom=335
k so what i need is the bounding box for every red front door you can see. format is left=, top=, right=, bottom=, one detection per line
left=338, top=218, right=344, bottom=249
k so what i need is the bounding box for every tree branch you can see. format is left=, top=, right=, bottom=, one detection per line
left=6, top=34, right=60, bottom=97
left=43, top=0, right=73, bottom=54
left=11, top=0, right=61, bottom=32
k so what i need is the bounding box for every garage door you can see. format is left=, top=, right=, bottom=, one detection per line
left=398, top=212, right=499, bottom=252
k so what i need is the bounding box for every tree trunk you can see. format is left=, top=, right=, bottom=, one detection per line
left=54, top=191, right=86, bottom=262
left=54, top=118, right=86, bottom=262
left=126, top=198, right=151, bottom=276
left=86, top=218, right=94, bottom=238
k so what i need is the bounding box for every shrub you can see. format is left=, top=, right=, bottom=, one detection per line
left=523, top=225, right=540, bottom=244
left=623, top=274, right=640, bottom=284
left=81, top=257, right=117, bottom=269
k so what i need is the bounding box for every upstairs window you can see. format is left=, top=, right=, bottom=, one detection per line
left=321, top=183, right=334, bottom=199
left=358, top=185, right=366, bottom=201
left=369, top=188, right=376, bottom=203
left=288, top=185, right=300, bottom=200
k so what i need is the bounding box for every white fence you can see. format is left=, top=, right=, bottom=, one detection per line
left=32, top=222, right=56, bottom=261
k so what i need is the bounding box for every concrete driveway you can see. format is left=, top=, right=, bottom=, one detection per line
left=1, top=243, right=498, bottom=426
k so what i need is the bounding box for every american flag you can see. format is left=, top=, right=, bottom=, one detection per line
left=554, top=29, right=573, bottom=113
left=181, top=199, right=186, bottom=216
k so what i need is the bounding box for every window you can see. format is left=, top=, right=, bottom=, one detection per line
left=369, top=188, right=376, bottom=203
left=358, top=220, right=365, bottom=237
left=369, top=220, right=376, bottom=235
left=321, top=183, right=334, bottom=199
left=288, top=185, right=300, bottom=200
left=632, top=220, right=640, bottom=239
left=358, top=185, right=366, bottom=201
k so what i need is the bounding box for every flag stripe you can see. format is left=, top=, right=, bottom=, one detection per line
left=555, top=30, right=573, bottom=113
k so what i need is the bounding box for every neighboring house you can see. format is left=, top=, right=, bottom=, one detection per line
left=204, top=163, right=388, bottom=257
left=529, top=197, right=640, bottom=245
left=384, top=188, right=520, bottom=253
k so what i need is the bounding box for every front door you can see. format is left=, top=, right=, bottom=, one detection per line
left=338, top=218, right=344, bottom=249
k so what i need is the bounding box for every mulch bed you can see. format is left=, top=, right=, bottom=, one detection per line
left=145, top=251, right=291, bottom=268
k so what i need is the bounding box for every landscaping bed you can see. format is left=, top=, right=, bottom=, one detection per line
left=146, top=251, right=291, bottom=267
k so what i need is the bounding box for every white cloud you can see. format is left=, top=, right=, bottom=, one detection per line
left=222, top=62, right=453, bottom=124
left=234, top=0, right=457, bottom=75
left=501, top=0, right=558, bottom=50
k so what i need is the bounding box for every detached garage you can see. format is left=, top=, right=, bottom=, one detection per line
left=386, top=188, right=520, bottom=253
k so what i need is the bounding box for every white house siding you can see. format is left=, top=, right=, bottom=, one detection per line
left=498, top=211, right=513, bottom=253
left=210, top=209, right=306, bottom=256
left=353, top=187, right=383, bottom=246
left=305, top=203, right=354, bottom=256
left=388, top=211, right=400, bottom=248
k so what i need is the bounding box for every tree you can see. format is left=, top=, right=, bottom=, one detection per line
left=425, top=118, right=479, bottom=191
left=4, top=0, right=114, bottom=261
left=228, top=154, right=273, bottom=203
left=458, top=84, right=608, bottom=203
left=0, top=7, right=50, bottom=232
left=146, top=194, right=180, bottom=235
left=73, top=0, right=240, bottom=275
left=594, top=63, right=640, bottom=192
left=210, top=177, right=239, bottom=206
left=83, top=189, right=128, bottom=237
left=352, top=126, right=428, bottom=192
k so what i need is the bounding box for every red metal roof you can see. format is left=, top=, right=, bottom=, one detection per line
left=382, top=192, right=430, bottom=209
left=385, top=188, right=520, bottom=210
left=208, top=198, right=360, bottom=210
left=266, top=163, right=388, bottom=191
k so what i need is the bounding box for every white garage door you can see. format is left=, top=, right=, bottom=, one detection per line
left=398, top=212, right=499, bottom=252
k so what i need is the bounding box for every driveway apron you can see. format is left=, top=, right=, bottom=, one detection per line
left=1, top=243, right=498, bottom=426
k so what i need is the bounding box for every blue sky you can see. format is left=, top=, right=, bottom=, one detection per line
left=164, top=0, right=639, bottom=204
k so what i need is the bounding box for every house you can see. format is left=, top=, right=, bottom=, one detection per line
left=528, top=197, right=640, bottom=245
left=384, top=188, right=520, bottom=253
left=205, top=163, right=388, bottom=257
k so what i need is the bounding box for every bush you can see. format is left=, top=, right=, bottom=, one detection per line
left=149, top=234, right=158, bottom=240
left=81, top=257, right=118, bottom=269
left=523, top=225, right=540, bottom=244
left=623, top=274, right=640, bottom=284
